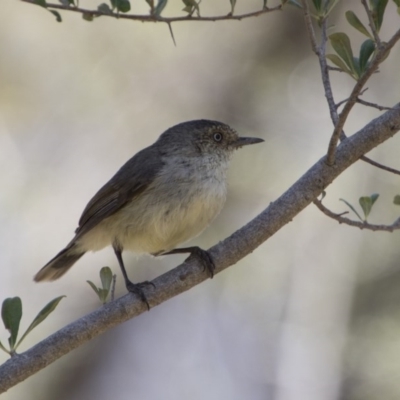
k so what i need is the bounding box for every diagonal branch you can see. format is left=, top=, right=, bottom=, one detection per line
left=1, top=104, right=400, bottom=394
left=20, top=0, right=282, bottom=22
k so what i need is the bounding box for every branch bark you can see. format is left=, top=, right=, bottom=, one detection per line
left=20, top=0, right=282, bottom=22
left=1, top=104, right=400, bottom=393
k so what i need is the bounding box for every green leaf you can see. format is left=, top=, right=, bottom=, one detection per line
left=369, top=0, right=388, bottom=31
left=15, top=296, right=65, bottom=350
left=82, top=12, right=94, bottom=20
left=98, top=289, right=109, bottom=304
left=393, top=194, right=400, bottom=205
left=312, top=0, right=322, bottom=11
left=345, top=11, right=372, bottom=38
left=370, top=193, right=379, bottom=206
left=145, top=0, right=154, bottom=11
left=329, top=33, right=356, bottom=74
left=286, top=0, right=303, bottom=8
left=2, top=298, right=22, bottom=350
left=58, top=0, right=75, bottom=6
left=0, top=340, right=9, bottom=354
left=339, top=198, right=364, bottom=222
left=359, top=193, right=379, bottom=221
left=359, top=39, right=376, bottom=72
left=326, top=54, right=353, bottom=75
left=98, top=3, right=113, bottom=13
left=33, top=0, right=47, bottom=7
left=325, top=0, right=341, bottom=16
left=154, top=0, right=168, bottom=15
left=111, top=0, right=131, bottom=13
left=87, top=280, right=100, bottom=295
left=50, top=10, right=62, bottom=22
left=181, top=0, right=199, bottom=15
left=230, top=0, right=237, bottom=14
left=263, top=0, right=268, bottom=9
left=352, top=57, right=362, bottom=79
left=100, top=267, right=113, bottom=292
left=393, top=0, right=400, bottom=6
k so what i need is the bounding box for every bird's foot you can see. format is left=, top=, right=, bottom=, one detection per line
left=125, top=280, right=155, bottom=310
left=163, top=246, right=215, bottom=278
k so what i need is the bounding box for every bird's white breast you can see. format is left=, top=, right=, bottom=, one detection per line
left=78, top=153, right=229, bottom=255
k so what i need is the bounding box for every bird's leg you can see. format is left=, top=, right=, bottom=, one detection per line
left=112, top=244, right=154, bottom=310
left=162, top=247, right=215, bottom=278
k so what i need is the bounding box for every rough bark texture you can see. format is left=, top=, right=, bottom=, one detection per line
left=1, top=104, right=399, bottom=393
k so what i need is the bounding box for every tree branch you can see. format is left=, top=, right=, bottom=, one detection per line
left=361, top=0, right=382, bottom=48
left=313, top=198, right=400, bottom=232
left=20, top=0, right=282, bottom=22
left=326, top=27, right=400, bottom=165
left=1, top=104, right=400, bottom=394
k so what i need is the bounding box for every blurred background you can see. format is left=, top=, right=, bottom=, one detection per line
left=1, top=1, right=400, bottom=399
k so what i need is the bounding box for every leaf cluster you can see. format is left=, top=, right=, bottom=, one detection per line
left=0, top=296, right=64, bottom=356
left=327, top=0, right=399, bottom=80
left=87, top=267, right=115, bottom=304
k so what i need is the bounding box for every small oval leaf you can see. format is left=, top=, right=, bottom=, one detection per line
left=339, top=198, right=363, bottom=222
left=359, top=39, right=376, bottom=73
left=49, top=10, right=62, bottom=22
left=329, top=32, right=356, bottom=74
left=359, top=196, right=372, bottom=220
left=326, top=54, right=353, bottom=76
left=371, top=0, right=388, bottom=32
left=98, top=3, right=113, bottom=14
left=370, top=193, right=380, bottom=206
left=393, top=194, right=400, bottom=205
left=154, top=0, right=168, bottom=15
left=100, top=267, right=113, bottom=292
left=87, top=280, right=100, bottom=295
left=345, top=11, right=372, bottom=38
left=15, top=296, right=65, bottom=350
left=1, top=297, right=22, bottom=350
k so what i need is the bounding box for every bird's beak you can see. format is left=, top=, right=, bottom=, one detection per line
left=233, top=136, right=264, bottom=148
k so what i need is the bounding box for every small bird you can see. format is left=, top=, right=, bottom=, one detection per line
left=35, top=120, right=264, bottom=307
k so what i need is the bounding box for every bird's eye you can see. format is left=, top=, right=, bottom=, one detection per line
left=213, top=132, right=223, bottom=142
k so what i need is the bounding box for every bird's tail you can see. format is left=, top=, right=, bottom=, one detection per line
left=34, top=244, right=85, bottom=282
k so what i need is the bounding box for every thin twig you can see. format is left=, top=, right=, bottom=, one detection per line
left=20, top=0, right=282, bottom=22
left=360, top=155, right=400, bottom=175
left=110, top=274, right=117, bottom=302
left=167, top=22, right=176, bottom=46
left=300, top=0, right=319, bottom=54
left=314, top=199, right=400, bottom=232
left=356, top=98, right=392, bottom=111
left=335, top=88, right=369, bottom=110
left=300, top=0, right=339, bottom=127
left=361, top=0, right=382, bottom=47
left=326, top=27, right=400, bottom=165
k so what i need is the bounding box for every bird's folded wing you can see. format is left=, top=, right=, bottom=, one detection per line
left=74, top=145, right=164, bottom=239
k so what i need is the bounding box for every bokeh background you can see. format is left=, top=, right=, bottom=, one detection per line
left=1, top=1, right=400, bottom=399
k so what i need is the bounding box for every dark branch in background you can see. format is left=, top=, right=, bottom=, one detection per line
left=0, top=105, right=400, bottom=394
left=314, top=198, right=400, bottom=232
left=20, top=0, right=282, bottom=22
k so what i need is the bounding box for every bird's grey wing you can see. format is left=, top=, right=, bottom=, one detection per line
left=75, top=145, right=164, bottom=238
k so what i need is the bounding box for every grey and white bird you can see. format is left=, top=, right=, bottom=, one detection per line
left=34, top=120, right=264, bottom=307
